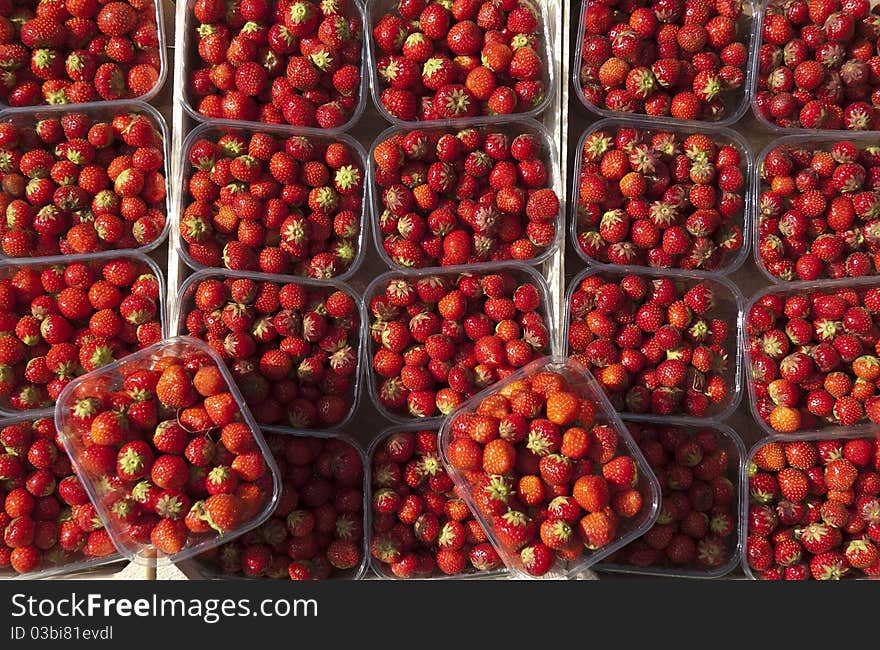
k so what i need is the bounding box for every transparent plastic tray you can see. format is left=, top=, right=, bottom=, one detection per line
left=365, top=0, right=555, bottom=126
left=573, top=0, right=759, bottom=128
left=748, top=0, right=880, bottom=133
left=0, top=100, right=171, bottom=260
left=362, top=261, right=557, bottom=425
left=366, top=422, right=509, bottom=580
left=173, top=121, right=369, bottom=283
left=179, top=0, right=369, bottom=134
left=438, top=355, right=661, bottom=579
left=367, top=118, right=564, bottom=271
left=740, top=430, right=880, bottom=579
left=172, top=267, right=364, bottom=431
left=752, top=132, right=880, bottom=284
left=598, top=417, right=745, bottom=579
left=54, top=336, right=282, bottom=566
left=563, top=266, right=745, bottom=424
left=743, top=276, right=880, bottom=438
left=570, top=116, right=753, bottom=276
left=0, top=250, right=167, bottom=418
left=192, top=426, right=369, bottom=581
left=0, top=410, right=125, bottom=580
left=0, top=0, right=167, bottom=110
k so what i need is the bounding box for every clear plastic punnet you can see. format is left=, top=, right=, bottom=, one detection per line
left=748, top=0, right=880, bottom=133
left=55, top=336, right=281, bottom=566
left=174, top=121, right=369, bottom=283
left=368, top=118, right=564, bottom=272
left=0, top=1, right=167, bottom=110
left=0, top=251, right=167, bottom=418
left=598, top=417, right=745, bottom=579
left=0, top=411, right=125, bottom=580
left=193, top=427, right=369, bottom=581
left=743, top=276, right=880, bottom=438
left=173, top=267, right=364, bottom=432
left=752, top=132, right=880, bottom=284
left=366, top=0, right=555, bottom=126
left=366, top=422, right=509, bottom=580
left=740, top=430, right=880, bottom=580
left=438, top=355, right=661, bottom=579
left=569, top=117, right=753, bottom=277
left=564, top=266, right=745, bottom=424
left=0, top=101, right=172, bottom=259
left=573, top=0, right=759, bottom=128
left=180, top=0, right=369, bottom=134
left=363, top=262, right=557, bottom=425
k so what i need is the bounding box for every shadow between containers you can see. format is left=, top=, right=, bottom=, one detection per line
left=172, top=121, right=371, bottom=284
left=568, top=115, right=754, bottom=277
